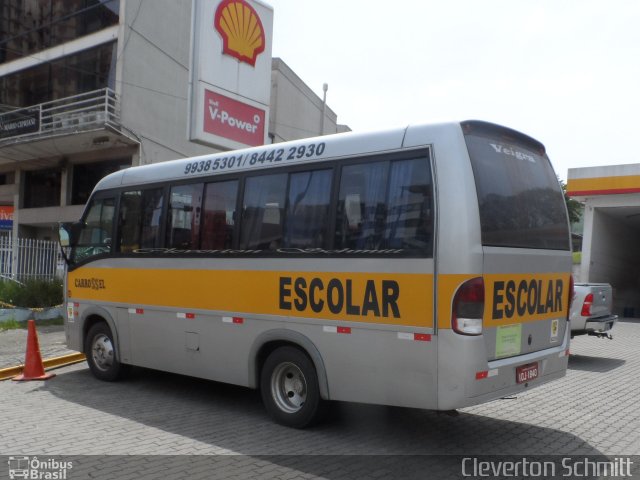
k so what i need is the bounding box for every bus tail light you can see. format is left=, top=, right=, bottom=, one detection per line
left=452, top=277, right=484, bottom=335
left=581, top=293, right=593, bottom=317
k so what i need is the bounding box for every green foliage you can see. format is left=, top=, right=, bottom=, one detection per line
left=0, top=319, right=22, bottom=331
left=558, top=178, right=582, bottom=225
left=0, top=279, right=63, bottom=308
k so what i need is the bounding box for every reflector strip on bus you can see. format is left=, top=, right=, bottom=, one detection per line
left=323, top=326, right=351, bottom=334
left=177, top=313, right=196, bottom=319
left=475, top=369, right=498, bottom=380
left=128, top=308, right=144, bottom=315
left=397, top=332, right=432, bottom=341
left=222, top=316, right=244, bottom=324
left=560, top=349, right=570, bottom=357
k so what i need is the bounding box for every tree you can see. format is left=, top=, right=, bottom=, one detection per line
left=558, top=178, right=582, bottom=224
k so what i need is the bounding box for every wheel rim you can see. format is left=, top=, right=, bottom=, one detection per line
left=91, top=333, right=114, bottom=372
left=270, top=361, right=307, bottom=413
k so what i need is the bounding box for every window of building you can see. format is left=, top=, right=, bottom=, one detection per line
left=23, top=169, right=61, bottom=208
left=166, top=183, right=203, bottom=250
left=0, top=0, right=120, bottom=64
left=117, top=188, right=164, bottom=253
left=201, top=180, right=238, bottom=250
left=0, top=172, right=15, bottom=185
left=71, top=158, right=130, bottom=205
left=0, top=41, right=117, bottom=108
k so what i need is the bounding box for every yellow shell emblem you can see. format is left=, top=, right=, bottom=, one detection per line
left=214, top=0, right=265, bottom=66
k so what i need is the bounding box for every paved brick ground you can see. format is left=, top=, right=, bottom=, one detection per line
left=0, top=325, right=74, bottom=370
left=1, top=320, right=639, bottom=479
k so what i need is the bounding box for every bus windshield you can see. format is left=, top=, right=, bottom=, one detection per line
left=463, top=121, right=570, bottom=250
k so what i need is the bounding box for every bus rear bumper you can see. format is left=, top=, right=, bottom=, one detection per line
left=437, top=325, right=570, bottom=411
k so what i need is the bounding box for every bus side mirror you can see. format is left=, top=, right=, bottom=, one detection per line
left=59, top=224, right=71, bottom=247
left=59, top=222, right=80, bottom=247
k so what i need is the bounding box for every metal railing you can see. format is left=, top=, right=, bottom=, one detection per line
left=0, top=88, right=120, bottom=144
left=0, top=235, right=63, bottom=282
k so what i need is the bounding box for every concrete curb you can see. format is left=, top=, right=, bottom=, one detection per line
left=0, top=352, right=85, bottom=381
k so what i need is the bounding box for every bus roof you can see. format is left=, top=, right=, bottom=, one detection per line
left=93, top=121, right=462, bottom=192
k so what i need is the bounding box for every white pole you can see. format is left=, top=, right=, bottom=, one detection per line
left=320, top=83, right=328, bottom=135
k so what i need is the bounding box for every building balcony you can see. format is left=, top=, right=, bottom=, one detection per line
left=0, top=88, right=139, bottom=165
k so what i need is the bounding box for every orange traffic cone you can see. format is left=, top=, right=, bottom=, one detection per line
left=12, top=319, right=55, bottom=381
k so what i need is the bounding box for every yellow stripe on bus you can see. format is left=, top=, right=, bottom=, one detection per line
left=483, top=273, right=570, bottom=327
left=69, top=268, right=434, bottom=328
left=437, top=273, right=570, bottom=329
left=69, top=269, right=569, bottom=330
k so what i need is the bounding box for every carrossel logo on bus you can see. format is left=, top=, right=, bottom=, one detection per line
left=203, top=89, right=265, bottom=146
left=214, top=0, right=265, bottom=66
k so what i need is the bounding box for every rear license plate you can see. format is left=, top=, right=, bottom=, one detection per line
left=516, top=362, right=539, bottom=384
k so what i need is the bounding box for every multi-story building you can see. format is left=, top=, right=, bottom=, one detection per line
left=0, top=0, right=346, bottom=244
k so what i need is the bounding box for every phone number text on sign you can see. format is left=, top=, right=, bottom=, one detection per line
left=183, top=142, right=327, bottom=175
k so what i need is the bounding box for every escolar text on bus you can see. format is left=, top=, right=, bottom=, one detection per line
left=492, top=279, right=564, bottom=320
left=279, top=277, right=401, bottom=318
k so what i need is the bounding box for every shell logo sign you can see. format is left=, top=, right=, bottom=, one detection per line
left=214, top=0, right=266, bottom=67
left=189, top=0, right=272, bottom=149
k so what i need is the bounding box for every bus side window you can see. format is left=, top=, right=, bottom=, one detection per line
left=201, top=180, right=238, bottom=250
left=118, top=191, right=142, bottom=253
left=240, top=173, right=287, bottom=250
left=118, top=188, right=164, bottom=253
left=166, top=183, right=203, bottom=250
left=335, top=161, right=387, bottom=250
left=71, top=196, right=115, bottom=263
left=383, top=158, right=433, bottom=254
left=335, top=157, right=434, bottom=256
left=283, top=169, right=332, bottom=249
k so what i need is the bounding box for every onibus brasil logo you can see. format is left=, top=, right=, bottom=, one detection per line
left=7, top=456, right=73, bottom=479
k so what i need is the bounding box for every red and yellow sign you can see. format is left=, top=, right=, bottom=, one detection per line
left=567, top=175, right=640, bottom=197
left=214, top=0, right=265, bottom=66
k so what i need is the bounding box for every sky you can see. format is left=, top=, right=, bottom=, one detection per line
left=265, top=0, right=640, bottom=181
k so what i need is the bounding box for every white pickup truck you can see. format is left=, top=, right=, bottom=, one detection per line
left=570, top=283, right=618, bottom=339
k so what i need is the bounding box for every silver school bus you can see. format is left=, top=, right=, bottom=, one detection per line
left=59, top=120, right=572, bottom=428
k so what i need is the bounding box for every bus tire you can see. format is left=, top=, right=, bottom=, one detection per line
left=85, top=322, right=128, bottom=381
left=260, top=346, right=323, bottom=428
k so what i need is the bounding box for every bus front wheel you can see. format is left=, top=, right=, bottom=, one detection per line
left=85, top=322, right=128, bottom=381
left=260, top=346, right=323, bottom=428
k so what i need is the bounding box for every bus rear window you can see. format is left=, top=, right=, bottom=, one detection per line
left=463, top=122, right=570, bottom=250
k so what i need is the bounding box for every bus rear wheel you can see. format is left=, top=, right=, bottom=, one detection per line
left=260, top=346, right=323, bottom=428
left=85, top=322, right=128, bottom=381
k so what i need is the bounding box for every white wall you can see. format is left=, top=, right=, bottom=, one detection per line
left=269, top=58, right=341, bottom=143
left=118, top=0, right=219, bottom=164
left=584, top=206, right=640, bottom=314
